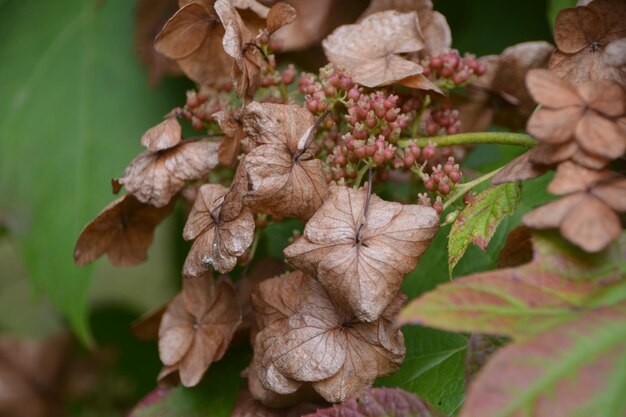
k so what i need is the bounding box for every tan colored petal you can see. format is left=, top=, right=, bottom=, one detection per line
left=527, top=107, right=582, bottom=143
left=553, top=7, right=602, bottom=54
left=492, top=151, right=548, bottom=185
left=322, top=11, right=426, bottom=88
left=266, top=2, right=297, bottom=34
left=561, top=195, right=622, bottom=252
left=214, top=110, right=245, bottom=167
left=549, top=161, right=613, bottom=195
left=525, top=69, right=582, bottom=107
left=251, top=271, right=305, bottom=329
left=119, top=140, right=219, bottom=208
left=269, top=0, right=336, bottom=51
left=570, top=147, right=610, bottom=169
left=74, top=194, right=174, bottom=266
left=183, top=183, right=226, bottom=240
left=182, top=271, right=217, bottom=318
left=575, top=110, right=626, bottom=159
left=155, top=2, right=212, bottom=59
left=158, top=294, right=195, bottom=366
left=527, top=141, right=577, bottom=165
left=141, top=117, right=182, bottom=152
left=522, top=194, right=584, bottom=230
left=577, top=79, right=626, bottom=117
left=592, top=177, right=626, bottom=212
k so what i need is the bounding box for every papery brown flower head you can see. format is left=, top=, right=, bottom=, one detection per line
left=322, top=11, right=438, bottom=92
left=255, top=273, right=406, bottom=403
left=74, top=194, right=174, bottom=267
left=242, top=102, right=328, bottom=220
left=523, top=161, right=626, bottom=252
left=214, top=109, right=245, bottom=167
left=183, top=181, right=255, bottom=276
left=118, top=136, right=219, bottom=208
left=284, top=185, right=439, bottom=322
left=155, top=0, right=232, bottom=85
left=525, top=69, right=626, bottom=169
left=549, top=0, right=626, bottom=86
left=158, top=274, right=241, bottom=387
left=359, top=0, right=452, bottom=57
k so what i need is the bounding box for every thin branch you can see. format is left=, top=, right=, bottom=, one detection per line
left=398, top=132, right=537, bottom=149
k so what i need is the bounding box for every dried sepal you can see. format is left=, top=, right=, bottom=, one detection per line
left=523, top=162, right=626, bottom=252
left=269, top=0, right=337, bottom=52
left=182, top=181, right=255, bottom=276
left=492, top=151, right=548, bottom=184
left=154, top=0, right=232, bottom=85
left=118, top=139, right=219, bottom=208
left=256, top=274, right=406, bottom=403
left=549, top=0, right=626, bottom=86
left=284, top=185, right=439, bottom=321
left=266, top=2, right=297, bottom=34
left=74, top=194, right=174, bottom=266
left=141, top=116, right=182, bottom=152
left=157, top=274, right=241, bottom=387
left=214, top=110, right=245, bottom=167
left=322, top=11, right=436, bottom=90
left=242, top=102, right=328, bottom=220
left=230, top=385, right=319, bottom=417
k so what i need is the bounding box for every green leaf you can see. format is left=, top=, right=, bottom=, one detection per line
left=448, top=183, right=522, bottom=275
left=378, top=327, right=467, bottom=415
left=547, top=0, right=577, bottom=31
left=460, top=302, right=626, bottom=417
left=0, top=0, right=179, bottom=343
left=130, top=346, right=250, bottom=417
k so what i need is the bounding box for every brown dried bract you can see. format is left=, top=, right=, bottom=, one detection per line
left=74, top=194, right=174, bottom=267
left=118, top=138, right=219, bottom=208
left=284, top=185, right=439, bottom=321
left=257, top=274, right=406, bottom=403
left=525, top=69, right=626, bottom=169
left=523, top=161, right=626, bottom=252
left=154, top=0, right=232, bottom=85
left=158, top=274, right=241, bottom=387
left=141, top=116, right=182, bottom=152
left=266, top=2, right=297, bottom=35
left=214, top=109, right=245, bottom=167
left=549, top=0, right=626, bottom=86
left=215, top=0, right=266, bottom=98
left=242, top=102, right=328, bottom=220
left=322, top=11, right=435, bottom=90
left=182, top=182, right=254, bottom=276
left=492, top=151, right=548, bottom=184
left=230, top=385, right=319, bottom=417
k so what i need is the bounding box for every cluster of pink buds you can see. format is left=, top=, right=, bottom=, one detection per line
left=424, top=104, right=461, bottom=136
left=300, top=64, right=354, bottom=115
left=423, top=157, right=462, bottom=196
left=344, top=90, right=410, bottom=144
left=181, top=86, right=231, bottom=130
left=261, top=62, right=297, bottom=89
left=418, top=193, right=445, bottom=214
left=422, top=50, right=486, bottom=86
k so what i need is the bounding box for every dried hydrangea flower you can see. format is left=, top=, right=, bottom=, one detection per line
left=74, top=194, right=174, bottom=266
left=255, top=272, right=406, bottom=403
left=158, top=274, right=241, bottom=387
left=525, top=69, right=626, bottom=169
left=523, top=161, right=626, bottom=252
left=242, top=102, right=328, bottom=220
left=549, top=0, right=626, bottom=86
left=284, top=185, right=439, bottom=321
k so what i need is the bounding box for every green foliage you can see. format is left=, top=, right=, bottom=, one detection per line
left=448, top=183, right=522, bottom=275
left=547, top=0, right=578, bottom=30
left=0, top=0, right=179, bottom=343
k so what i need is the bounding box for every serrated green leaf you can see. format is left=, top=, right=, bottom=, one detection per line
left=460, top=303, right=626, bottom=417
left=0, top=0, right=179, bottom=343
left=378, top=327, right=467, bottom=415
left=448, top=183, right=521, bottom=275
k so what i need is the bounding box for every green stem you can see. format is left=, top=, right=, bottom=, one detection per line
left=398, top=132, right=537, bottom=149
left=278, top=83, right=289, bottom=102
left=442, top=167, right=503, bottom=211
left=355, top=162, right=373, bottom=187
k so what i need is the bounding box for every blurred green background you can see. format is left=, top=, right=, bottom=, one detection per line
left=0, top=0, right=563, bottom=415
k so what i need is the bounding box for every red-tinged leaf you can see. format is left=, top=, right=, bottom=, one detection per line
left=401, top=232, right=626, bottom=339
left=460, top=302, right=626, bottom=417
left=448, top=183, right=521, bottom=275
left=303, top=388, right=447, bottom=417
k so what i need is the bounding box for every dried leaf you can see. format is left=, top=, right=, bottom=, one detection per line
left=303, top=387, right=447, bottom=417
left=74, top=194, right=174, bottom=266
left=401, top=232, right=626, bottom=339
left=182, top=182, right=255, bottom=276
left=119, top=139, right=219, bottom=208
left=322, top=11, right=428, bottom=89
left=266, top=2, right=297, bottom=34
left=460, top=302, right=626, bottom=417
left=131, top=304, right=167, bottom=341
left=242, top=102, right=328, bottom=220
left=158, top=275, right=242, bottom=387
left=285, top=185, right=439, bottom=321
left=448, top=183, right=522, bottom=275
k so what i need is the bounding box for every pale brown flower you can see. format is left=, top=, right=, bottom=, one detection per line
left=242, top=102, right=328, bottom=220
left=182, top=181, right=255, bottom=276
left=525, top=69, right=626, bottom=169
left=214, top=109, right=245, bottom=167
left=322, top=11, right=438, bottom=91
left=256, top=273, right=406, bottom=403
left=118, top=135, right=219, bottom=208
left=74, top=194, right=174, bottom=266
left=284, top=185, right=439, bottom=321
left=523, top=161, right=626, bottom=252
left=158, top=274, right=241, bottom=387
left=549, top=0, right=626, bottom=86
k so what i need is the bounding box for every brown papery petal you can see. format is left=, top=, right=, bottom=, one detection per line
left=155, top=2, right=212, bottom=59
left=214, top=110, right=245, bottom=167
left=548, top=161, right=613, bottom=195
left=523, top=194, right=584, bottom=230
left=322, top=11, right=425, bottom=88
left=561, top=195, right=622, bottom=252
left=158, top=294, right=195, bottom=366
left=266, top=2, right=297, bottom=34
left=528, top=141, right=577, bottom=166
left=553, top=7, right=603, bottom=54
left=570, top=147, right=610, bottom=169
left=575, top=110, right=626, bottom=159
left=141, top=117, right=182, bottom=152
left=526, top=107, right=582, bottom=143
left=592, top=178, right=626, bottom=212
left=525, top=69, right=582, bottom=107
left=251, top=271, right=305, bottom=330
left=492, top=151, right=548, bottom=185
left=74, top=194, right=174, bottom=266
left=577, top=79, right=626, bottom=117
